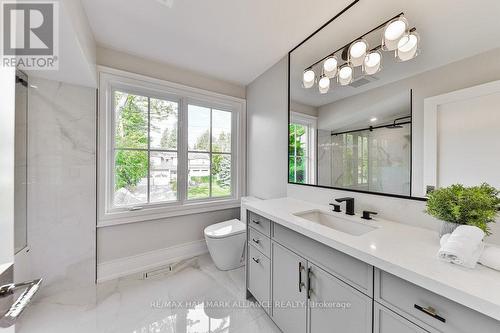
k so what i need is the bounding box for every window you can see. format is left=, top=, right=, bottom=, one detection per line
left=113, top=91, right=179, bottom=206
left=289, top=112, right=316, bottom=184
left=187, top=105, right=232, bottom=199
left=99, top=69, right=245, bottom=225
left=289, top=123, right=308, bottom=183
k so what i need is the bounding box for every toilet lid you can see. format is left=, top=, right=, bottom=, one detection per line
left=204, top=219, right=245, bottom=239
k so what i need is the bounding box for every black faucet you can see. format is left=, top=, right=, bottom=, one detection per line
left=335, top=197, right=355, bottom=215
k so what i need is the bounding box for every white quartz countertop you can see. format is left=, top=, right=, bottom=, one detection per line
left=243, top=197, right=500, bottom=321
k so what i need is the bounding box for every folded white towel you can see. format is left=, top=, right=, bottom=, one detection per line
left=437, top=225, right=485, bottom=268
left=479, top=244, right=500, bottom=271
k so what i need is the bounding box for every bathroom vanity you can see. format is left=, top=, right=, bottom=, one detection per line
left=244, top=198, right=500, bottom=333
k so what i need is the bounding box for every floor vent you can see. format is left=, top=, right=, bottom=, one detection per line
left=142, top=257, right=198, bottom=279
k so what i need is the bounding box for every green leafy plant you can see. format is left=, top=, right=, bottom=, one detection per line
left=289, top=123, right=306, bottom=183
left=425, top=183, right=500, bottom=235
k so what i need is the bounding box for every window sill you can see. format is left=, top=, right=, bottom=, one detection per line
left=97, top=199, right=241, bottom=228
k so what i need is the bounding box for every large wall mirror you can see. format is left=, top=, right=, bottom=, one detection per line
left=288, top=0, right=500, bottom=200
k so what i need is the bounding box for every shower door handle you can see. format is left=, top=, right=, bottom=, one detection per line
left=0, top=278, right=42, bottom=328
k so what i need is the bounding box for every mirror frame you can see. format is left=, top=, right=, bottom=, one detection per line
left=287, top=0, right=427, bottom=202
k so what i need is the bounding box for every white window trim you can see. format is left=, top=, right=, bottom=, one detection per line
left=97, top=66, right=246, bottom=227
left=290, top=111, right=317, bottom=184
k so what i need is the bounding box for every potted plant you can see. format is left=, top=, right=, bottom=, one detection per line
left=425, top=183, right=500, bottom=237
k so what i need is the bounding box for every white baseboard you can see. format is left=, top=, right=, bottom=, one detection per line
left=97, top=240, right=208, bottom=283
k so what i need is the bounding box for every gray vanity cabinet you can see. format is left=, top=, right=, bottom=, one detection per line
left=247, top=211, right=374, bottom=333
left=246, top=210, right=500, bottom=333
left=308, top=263, right=372, bottom=333
left=272, top=242, right=308, bottom=333
left=271, top=232, right=373, bottom=333
left=374, top=303, right=431, bottom=333
left=374, top=269, right=500, bottom=333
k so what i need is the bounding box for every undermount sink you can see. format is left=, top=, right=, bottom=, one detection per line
left=293, top=210, right=377, bottom=236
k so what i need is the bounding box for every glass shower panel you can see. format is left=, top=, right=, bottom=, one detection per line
left=324, top=124, right=410, bottom=196
left=14, top=71, right=28, bottom=253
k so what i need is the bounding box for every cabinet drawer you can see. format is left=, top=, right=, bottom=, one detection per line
left=248, top=244, right=271, bottom=312
left=273, top=223, right=373, bottom=295
left=248, top=227, right=270, bottom=258
left=374, top=303, right=431, bottom=333
left=375, top=269, right=500, bottom=333
left=248, top=211, right=271, bottom=236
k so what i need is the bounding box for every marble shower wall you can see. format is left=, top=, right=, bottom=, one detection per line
left=27, top=77, right=96, bottom=292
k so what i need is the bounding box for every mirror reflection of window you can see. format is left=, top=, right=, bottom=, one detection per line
left=289, top=112, right=317, bottom=184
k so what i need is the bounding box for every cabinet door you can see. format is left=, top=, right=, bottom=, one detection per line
left=248, top=244, right=271, bottom=313
left=309, top=264, right=372, bottom=333
left=272, top=242, right=308, bottom=333
left=374, top=303, right=431, bottom=333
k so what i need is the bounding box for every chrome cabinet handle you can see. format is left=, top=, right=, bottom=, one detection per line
left=298, top=262, right=305, bottom=292
left=252, top=238, right=260, bottom=244
left=252, top=257, right=260, bottom=264
left=251, top=219, right=260, bottom=225
left=414, top=304, right=446, bottom=323
left=0, top=278, right=42, bottom=328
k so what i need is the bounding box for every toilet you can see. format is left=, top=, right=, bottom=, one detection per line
left=204, top=219, right=246, bottom=271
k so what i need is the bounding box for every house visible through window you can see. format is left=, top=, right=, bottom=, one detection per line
left=289, top=112, right=316, bottom=184
left=289, top=123, right=309, bottom=183
left=188, top=105, right=232, bottom=199
left=113, top=91, right=179, bottom=206
left=112, top=92, right=234, bottom=207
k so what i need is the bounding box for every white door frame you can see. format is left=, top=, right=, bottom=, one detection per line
left=423, top=79, right=500, bottom=196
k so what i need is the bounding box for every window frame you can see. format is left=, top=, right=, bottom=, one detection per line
left=289, top=112, right=317, bottom=184
left=98, top=67, right=246, bottom=226
left=185, top=101, right=235, bottom=202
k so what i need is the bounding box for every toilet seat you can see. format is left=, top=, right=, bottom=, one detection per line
left=204, top=219, right=245, bottom=239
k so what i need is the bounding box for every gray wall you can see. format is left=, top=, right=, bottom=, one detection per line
left=246, top=57, right=288, bottom=199
left=97, top=47, right=246, bottom=99
left=98, top=208, right=239, bottom=262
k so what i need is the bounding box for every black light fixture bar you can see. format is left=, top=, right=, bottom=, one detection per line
left=330, top=116, right=412, bottom=136
left=306, top=12, right=405, bottom=70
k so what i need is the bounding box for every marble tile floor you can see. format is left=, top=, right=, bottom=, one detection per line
left=17, top=254, right=280, bottom=333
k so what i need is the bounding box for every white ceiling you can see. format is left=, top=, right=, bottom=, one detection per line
left=81, top=0, right=355, bottom=85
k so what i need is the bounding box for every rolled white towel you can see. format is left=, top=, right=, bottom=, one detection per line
left=479, top=244, right=500, bottom=271
left=440, top=233, right=451, bottom=247
left=437, top=225, right=485, bottom=268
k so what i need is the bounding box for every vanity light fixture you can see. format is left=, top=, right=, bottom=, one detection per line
left=396, top=30, right=420, bottom=62
left=303, top=68, right=316, bottom=88
left=382, top=16, right=409, bottom=51
left=363, top=50, right=382, bottom=75
left=348, top=39, right=368, bottom=67
left=338, top=65, right=353, bottom=86
left=318, top=75, right=330, bottom=94
left=301, top=13, right=419, bottom=93
left=323, top=56, right=338, bottom=78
